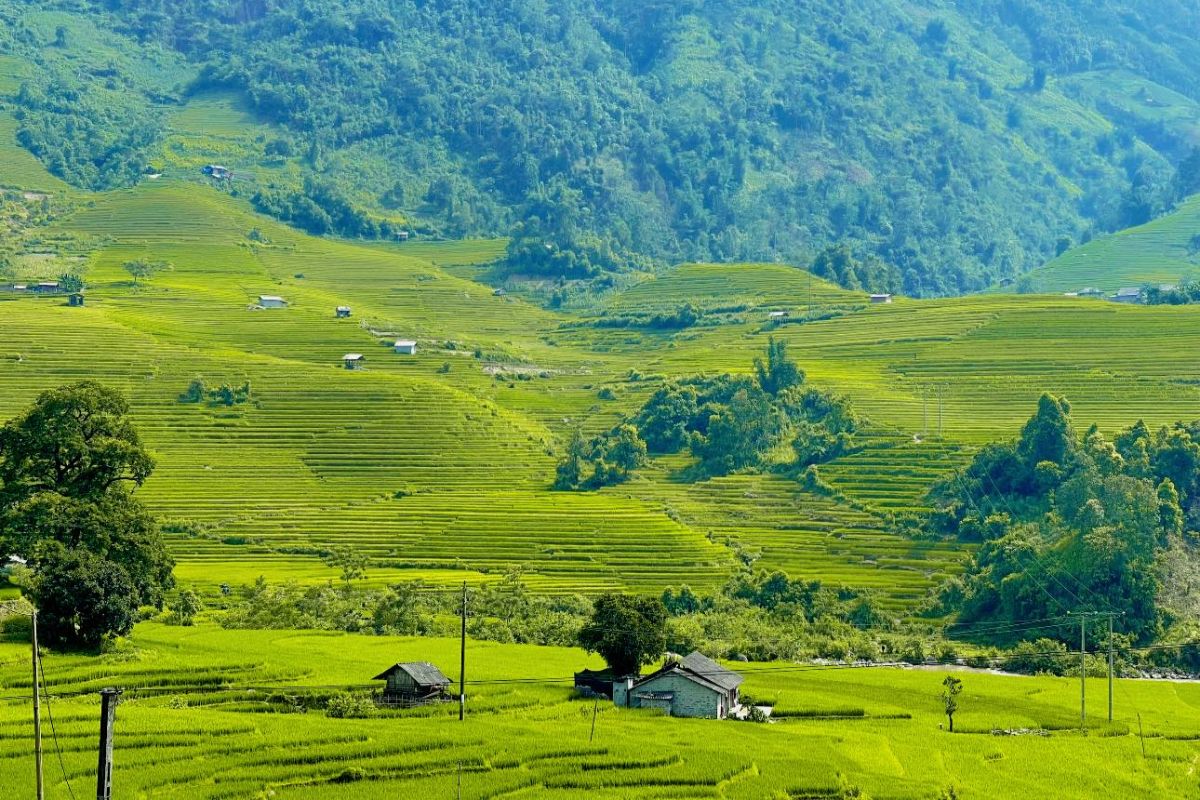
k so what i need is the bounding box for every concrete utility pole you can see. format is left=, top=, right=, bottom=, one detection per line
left=1108, top=615, right=1115, bottom=723
left=32, top=609, right=43, bottom=800
left=458, top=582, right=467, bottom=722
left=922, top=385, right=928, bottom=436
left=96, top=688, right=122, bottom=800
left=1068, top=610, right=1120, bottom=730
left=937, top=385, right=943, bottom=437
left=1079, top=614, right=1086, bottom=731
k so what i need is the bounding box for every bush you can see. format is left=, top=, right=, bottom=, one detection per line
left=325, top=692, right=375, bottom=719
left=1005, top=638, right=1069, bottom=675
left=899, top=638, right=927, bottom=665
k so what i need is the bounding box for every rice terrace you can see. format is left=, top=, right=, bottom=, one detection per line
left=3, top=1, right=1200, bottom=798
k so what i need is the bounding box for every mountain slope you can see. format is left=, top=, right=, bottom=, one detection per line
left=1008, top=194, right=1200, bottom=293
left=3, top=1, right=1200, bottom=294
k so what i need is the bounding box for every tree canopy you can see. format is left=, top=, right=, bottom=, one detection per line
left=7, top=0, right=1200, bottom=295
left=0, top=382, right=173, bottom=648
left=578, top=593, right=668, bottom=676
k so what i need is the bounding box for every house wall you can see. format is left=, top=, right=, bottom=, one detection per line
left=386, top=671, right=418, bottom=693
left=633, top=674, right=721, bottom=718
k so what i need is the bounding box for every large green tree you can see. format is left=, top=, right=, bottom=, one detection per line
left=578, top=593, right=667, bottom=676
left=0, top=381, right=173, bottom=648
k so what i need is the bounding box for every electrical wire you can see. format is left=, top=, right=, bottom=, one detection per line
left=38, top=658, right=79, bottom=800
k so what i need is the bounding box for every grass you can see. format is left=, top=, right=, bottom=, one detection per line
left=1, top=623, right=1198, bottom=799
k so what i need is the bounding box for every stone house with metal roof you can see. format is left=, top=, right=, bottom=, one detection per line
left=613, top=652, right=743, bottom=719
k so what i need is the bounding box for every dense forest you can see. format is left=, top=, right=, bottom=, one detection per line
left=4, top=0, right=1200, bottom=294
left=927, top=395, right=1200, bottom=658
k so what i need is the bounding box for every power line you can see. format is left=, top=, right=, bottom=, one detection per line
left=38, top=659, right=78, bottom=800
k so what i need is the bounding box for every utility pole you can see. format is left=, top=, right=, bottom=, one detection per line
left=922, top=385, right=928, bottom=436
left=1068, top=610, right=1119, bottom=730
left=32, top=609, right=43, bottom=800
left=1078, top=613, right=1086, bottom=731
left=937, top=385, right=943, bottom=437
left=1108, top=615, right=1115, bottom=723
left=458, top=581, right=467, bottom=722
left=96, top=688, right=122, bottom=800
left=589, top=695, right=599, bottom=742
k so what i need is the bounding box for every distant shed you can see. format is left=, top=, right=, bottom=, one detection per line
left=258, top=295, right=287, bottom=308
left=343, top=354, right=365, bottom=370
left=68, top=293, right=84, bottom=307
left=1112, top=287, right=1142, bottom=303
left=869, top=294, right=893, bottom=304
left=336, top=306, right=352, bottom=318
left=768, top=310, right=788, bottom=319
left=394, top=340, right=418, bottom=355
left=35, top=281, right=61, bottom=294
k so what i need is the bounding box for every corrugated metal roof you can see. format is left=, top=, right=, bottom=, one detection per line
left=679, top=651, right=743, bottom=691
left=372, top=661, right=451, bottom=686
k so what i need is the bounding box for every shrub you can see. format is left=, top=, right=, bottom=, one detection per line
left=325, top=692, right=375, bottom=719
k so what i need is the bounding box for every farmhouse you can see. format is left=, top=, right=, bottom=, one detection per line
left=343, top=354, right=365, bottom=370
left=394, top=340, right=418, bottom=355
left=372, top=662, right=452, bottom=705
left=869, top=293, right=893, bottom=304
left=1077, top=287, right=1104, bottom=297
left=257, top=295, right=287, bottom=308
left=336, top=306, right=352, bottom=318
left=1112, top=287, right=1142, bottom=303
left=613, top=652, right=743, bottom=719
left=35, top=281, right=61, bottom=294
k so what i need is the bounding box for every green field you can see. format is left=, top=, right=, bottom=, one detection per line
left=1008, top=194, right=1200, bottom=294
left=3, top=168, right=1200, bottom=604
left=1, top=623, right=1198, bottom=799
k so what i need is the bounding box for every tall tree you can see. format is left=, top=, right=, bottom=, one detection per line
left=0, top=382, right=173, bottom=648
left=754, top=337, right=803, bottom=396
left=578, top=593, right=667, bottom=676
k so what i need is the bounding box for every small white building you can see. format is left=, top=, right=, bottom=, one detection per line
left=869, top=294, right=893, bottom=304
left=343, top=354, right=365, bottom=370
left=768, top=310, right=788, bottom=319
left=394, top=340, right=418, bottom=355
left=258, top=295, right=287, bottom=308
left=336, top=306, right=352, bottom=318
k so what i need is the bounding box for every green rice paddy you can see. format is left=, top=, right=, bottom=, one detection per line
left=1, top=623, right=1198, bottom=799
left=3, top=157, right=1200, bottom=603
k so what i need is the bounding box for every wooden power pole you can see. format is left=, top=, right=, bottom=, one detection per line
left=458, top=582, right=467, bottom=722
left=97, top=688, right=122, bottom=800
left=32, top=609, right=43, bottom=800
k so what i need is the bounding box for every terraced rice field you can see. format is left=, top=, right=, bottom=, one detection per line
left=2, top=624, right=1199, bottom=799
left=4, top=172, right=1200, bottom=604
left=1016, top=194, right=1200, bottom=293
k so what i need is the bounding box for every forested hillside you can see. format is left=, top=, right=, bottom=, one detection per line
left=3, top=0, right=1200, bottom=295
